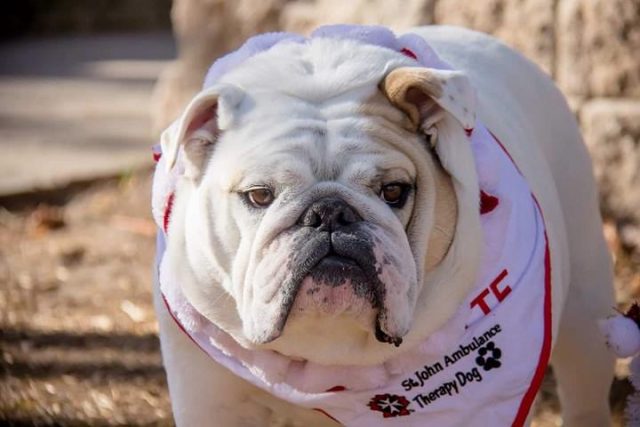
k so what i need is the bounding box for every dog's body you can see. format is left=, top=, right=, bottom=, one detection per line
left=153, top=26, right=615, bottom=426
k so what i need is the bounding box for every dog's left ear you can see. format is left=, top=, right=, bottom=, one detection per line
left=160, top=84, right=245, bottom=177
left=381, top=67, right=476, bottom=137
left=381, top=66, right=479, bottom=201
left=382, top=66, right=482, bottom=275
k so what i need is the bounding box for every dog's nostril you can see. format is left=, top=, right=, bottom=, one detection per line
left=297, top=208, right=321, bottom=228
left=305, top=211, right=322, bottom=228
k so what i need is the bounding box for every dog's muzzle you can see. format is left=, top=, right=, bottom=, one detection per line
left=278, top=197, right=402, bottom=346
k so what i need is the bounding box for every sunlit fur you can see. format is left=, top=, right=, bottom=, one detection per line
left=156, top=27, right=615, bottom=427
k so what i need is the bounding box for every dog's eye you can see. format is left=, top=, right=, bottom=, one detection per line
left=380, top=183, right=411, bottom=208
left=245, top=187, right=275, bottom=208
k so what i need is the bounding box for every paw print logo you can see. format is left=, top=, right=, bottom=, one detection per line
left=368, top=394, right=412, bottom=418
left=475, top=341, right=502, bottom=371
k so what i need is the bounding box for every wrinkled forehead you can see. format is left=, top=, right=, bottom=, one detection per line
left=210, top=93, right=418, bottom=189
left=207, top=38, right=424, bottom=188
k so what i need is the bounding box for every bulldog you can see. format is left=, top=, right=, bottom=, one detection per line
left=151, top=25, right=615, bottom=426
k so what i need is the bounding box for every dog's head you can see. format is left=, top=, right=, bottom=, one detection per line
left=161, top=35, right=482, bottom=365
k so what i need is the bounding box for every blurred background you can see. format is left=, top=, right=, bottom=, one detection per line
left=0, top=0, right=638, bottom=425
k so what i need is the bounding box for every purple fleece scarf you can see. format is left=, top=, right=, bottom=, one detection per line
left=203, top=24, right=451, bottom=89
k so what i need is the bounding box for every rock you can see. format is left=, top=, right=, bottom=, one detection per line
left=434, top=0, right=555, bottom=74
left=603, top=220, right=621, bottom=262
left=282, top=0, right=435, bottom=34
left=557, top=0, right=640, bottom=97
left=621, top=224, right=640, bottom=252
left=26, top=205, right=66, bottom=235
left=565, top=96, right=585, bottom=117
left=151, top=0, right=287, bottom=134
left=60, top=246, right=86, bottom=267
left=581, top=99, right=640, bottom=248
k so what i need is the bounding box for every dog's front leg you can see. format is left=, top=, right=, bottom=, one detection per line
left=153, top=287, right=274, bottom=426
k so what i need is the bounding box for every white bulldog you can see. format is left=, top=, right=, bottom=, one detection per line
left=152, top=25, right=615, bottom=426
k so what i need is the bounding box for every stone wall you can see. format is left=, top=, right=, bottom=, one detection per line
left=434, top=0, right=640, bottom=248
left=153, top=0, right=640, bottom=248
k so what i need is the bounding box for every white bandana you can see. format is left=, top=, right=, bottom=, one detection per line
left=152, top=120, right=552, bottom=426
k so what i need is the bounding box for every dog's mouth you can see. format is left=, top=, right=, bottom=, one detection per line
left=313, top=250, right=362, bottom=273
left=307, top=249, right=374, bottom=298
left=274, top=227, right=403, bottom=347
left=317, top=252, right=359, bottom=267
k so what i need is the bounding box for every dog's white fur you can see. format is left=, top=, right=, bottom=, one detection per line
left=154, top=26, right=615, bottom=426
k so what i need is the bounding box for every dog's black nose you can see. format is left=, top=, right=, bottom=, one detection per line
left=297, top=198, right=362, bottom=231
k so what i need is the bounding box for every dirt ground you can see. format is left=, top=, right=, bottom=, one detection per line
left=0, top=170, right=638, bottom=426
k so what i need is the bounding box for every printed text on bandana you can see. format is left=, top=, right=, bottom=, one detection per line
left=408, top=324, right=502, bottom=408
left=367, top=324, right=504, bottom=417
left=401, top=324, right=502, bottom=392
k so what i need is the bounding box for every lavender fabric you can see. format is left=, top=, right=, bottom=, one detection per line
left=202, top=24, right=450, bottom=89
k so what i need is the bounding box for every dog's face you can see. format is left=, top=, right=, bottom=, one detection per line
left=162, top=38, right=481, bottom=365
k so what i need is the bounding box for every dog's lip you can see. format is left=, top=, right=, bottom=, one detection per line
left=268, top=228, right=405, bottom=347
left=316, top=252, right=360, bottom=268
left=293, top=230, right=381, bottom=287
left=272, top=232, right=380, bottom=333
left=309, top=253, right=366, bottom=282
left=300, top=231, right=370, bottom=272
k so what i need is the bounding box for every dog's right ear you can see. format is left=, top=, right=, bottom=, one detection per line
left=381, top=66, right=476, bottom=136
left=160, top=84, right=245, bottom=177
left=381, top=67, right=478, bottom=195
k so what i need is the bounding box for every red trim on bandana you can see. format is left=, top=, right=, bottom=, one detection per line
left=489, top=131, right=519, bottom=172
left=487, top=130, right=553, bottom=426
left=313, top=408, right=341, bottom=423
left=512, top=208, right=553, bottom=426
left=161, top=292, right=207, bottom=352
left=163, top=192, right=175, bottom=234
left=153, top=152, right=162, bottom=162
left=400, top=47, right=417, bottom=60
left=326, top=385, right=346, bottom=392
left=480, top=190, right=499, bottom=215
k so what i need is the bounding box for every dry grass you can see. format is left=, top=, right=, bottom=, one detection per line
left=0, top=171, right=637, bottom=425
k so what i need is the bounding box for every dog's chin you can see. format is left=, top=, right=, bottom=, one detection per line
left=240, top=219, right=416, bottom=358
left=256, top=254, right=407, bottom=365
left=288, top=255, right=378, bottom=318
